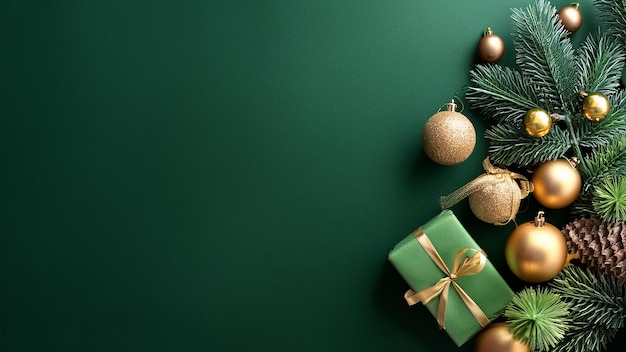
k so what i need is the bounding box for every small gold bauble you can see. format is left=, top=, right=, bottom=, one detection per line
left=474, top=322, right=530, bottom=352
left=477, top=28, right=505, bottom=63
left=468, top=178, right=522, bottom=225
left=582, top=92, right=610, bottom=122
left=523, top=108, right=552, bottom=137
left=505, top=211, right=568, bottom=283
left=422, top=100, right=476, bottom=166
left=558, top=3, right=582, bottom=33
left=531, top=158, right=581, bottom=209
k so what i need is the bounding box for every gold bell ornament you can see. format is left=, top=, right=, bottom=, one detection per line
left=474, top=322, right=530, bottom=352
left=531, top=158, right=581, bottom=209
left=422, top=99, right=476, bottom=166
left=558, top=3, right=582, bottom=33
left=581, top=91, right=610, bottom=122
left=505, top=211, right=568, bottom=283
left=477, top=28, right=505, bottom=63
left=440, top=157, right=533, bottom=225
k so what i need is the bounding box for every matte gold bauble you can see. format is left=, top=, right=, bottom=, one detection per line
left=505, top=211, right=568, bottom=283
left=558, top=3, right=582, bottom=33
left=523, top=108, right=552, bottom=137
left=531, top=158, right=581, bottom=209
left=474, top=322, right=530, bottom=352
left=581, top=91, right=610, bottom=122
left=477, top=28, right=505, bottom=63
left=422, top=100, right=476, bottom=166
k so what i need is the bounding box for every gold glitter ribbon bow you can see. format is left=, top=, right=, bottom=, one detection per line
left=439, top=157, right=533, bottom=225
left=404, top=229, right=490, bottom=330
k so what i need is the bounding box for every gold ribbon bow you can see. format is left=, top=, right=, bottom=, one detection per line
left=404, top=229, right=490, bottom=330
left=439, top=157, right=533, bottom=225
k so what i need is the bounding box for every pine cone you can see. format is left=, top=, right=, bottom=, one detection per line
left=562, top=217, right=626, bottom=283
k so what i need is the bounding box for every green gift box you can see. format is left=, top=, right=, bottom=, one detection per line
left=388, top=210, right=514, bottom=346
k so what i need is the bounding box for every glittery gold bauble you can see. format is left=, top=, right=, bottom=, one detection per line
left=558, top=3, right=582, bottom=33
left=505, top=211, right=568, bottom=283
left=477, top=28, right=505, bottom=63
left=468, top=178, right=522, bottom=225
left=474, top=323, right=530, bottom=352
left=531, top=158, right=581, bottom=209
left=581, top=92, right=610, bottom=122
left=440, top=158, right=532, bottom=225
left=523, top=108, right=552, bottom=137
left=422, top=101, right=476, bottom=166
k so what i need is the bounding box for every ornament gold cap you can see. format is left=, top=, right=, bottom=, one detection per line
left=569, top=2, right=579, bottom=9
left=445, top=99, right=457, bottom=112
left=534, top=210, right=546, bottom=227
left=484, top=27, right=494, bottom=36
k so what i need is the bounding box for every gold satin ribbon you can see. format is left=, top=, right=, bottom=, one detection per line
left=404, top=229, right=490, bottom=330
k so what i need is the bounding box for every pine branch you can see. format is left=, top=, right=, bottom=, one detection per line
left=593, top=176, right=626, bottom=221
left=504, top=287, right=571, bottom=351
left=575, top=29, right=625, bottom=95
left=593, top=0, right=626, bottom=50
left=552, top=323, right=619, bottom=352
left=511, top=0, right=577, bottom=113
left=485, top=123, right=571, bottom=166
left=580, top=133, right=626, bottom=187
left=467, top=64, right=542, bottom=124
left=549, top=266, right=626, bottom=352
left=550, top=267, right=626, bottom=328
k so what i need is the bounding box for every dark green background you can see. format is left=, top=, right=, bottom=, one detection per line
left=1, top=0, right=623, bottom=351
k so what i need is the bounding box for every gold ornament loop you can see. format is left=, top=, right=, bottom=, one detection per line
left=404, top=229, right=490, bottom=329
left=437, top=98, right=465, bottom=114
left=439, top=157, right=532, bottom=224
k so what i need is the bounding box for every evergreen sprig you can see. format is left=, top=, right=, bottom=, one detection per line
left=593, top=176, right=626, bottom=221
left=511, top=0, right=577, bottom=113
left=504, top=287, right=571, bottom=351
left=594, top=0, right=626, bottom=50
left=549, top=266, right=626, bottom=352
left=467, top=64, right=542, bottom=124
left=575, top=29, right=625, bottom=95
left=484, top=121, right=571, bottom=166
left=580, top=134, right=626, bottom=186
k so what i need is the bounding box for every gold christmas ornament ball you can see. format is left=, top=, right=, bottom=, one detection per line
left=468, top=178, right=522, bottom=225
left=531, top=159, right=581, bottom=209
left=477, top=28, right=505, bottom=63
left=422, top=101, right=476, bottom=166
left=505, top=211, right=568, bottom=283
left=558, top=3, right=582, bottom=33
left=582, top=92, right=610, bottom=122
left=474, top=322, right=530, bottom=352
left=523, top=108, right=552, bottom=137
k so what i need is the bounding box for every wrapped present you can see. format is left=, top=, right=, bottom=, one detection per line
left=388, top=210, right=514, bottom=346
